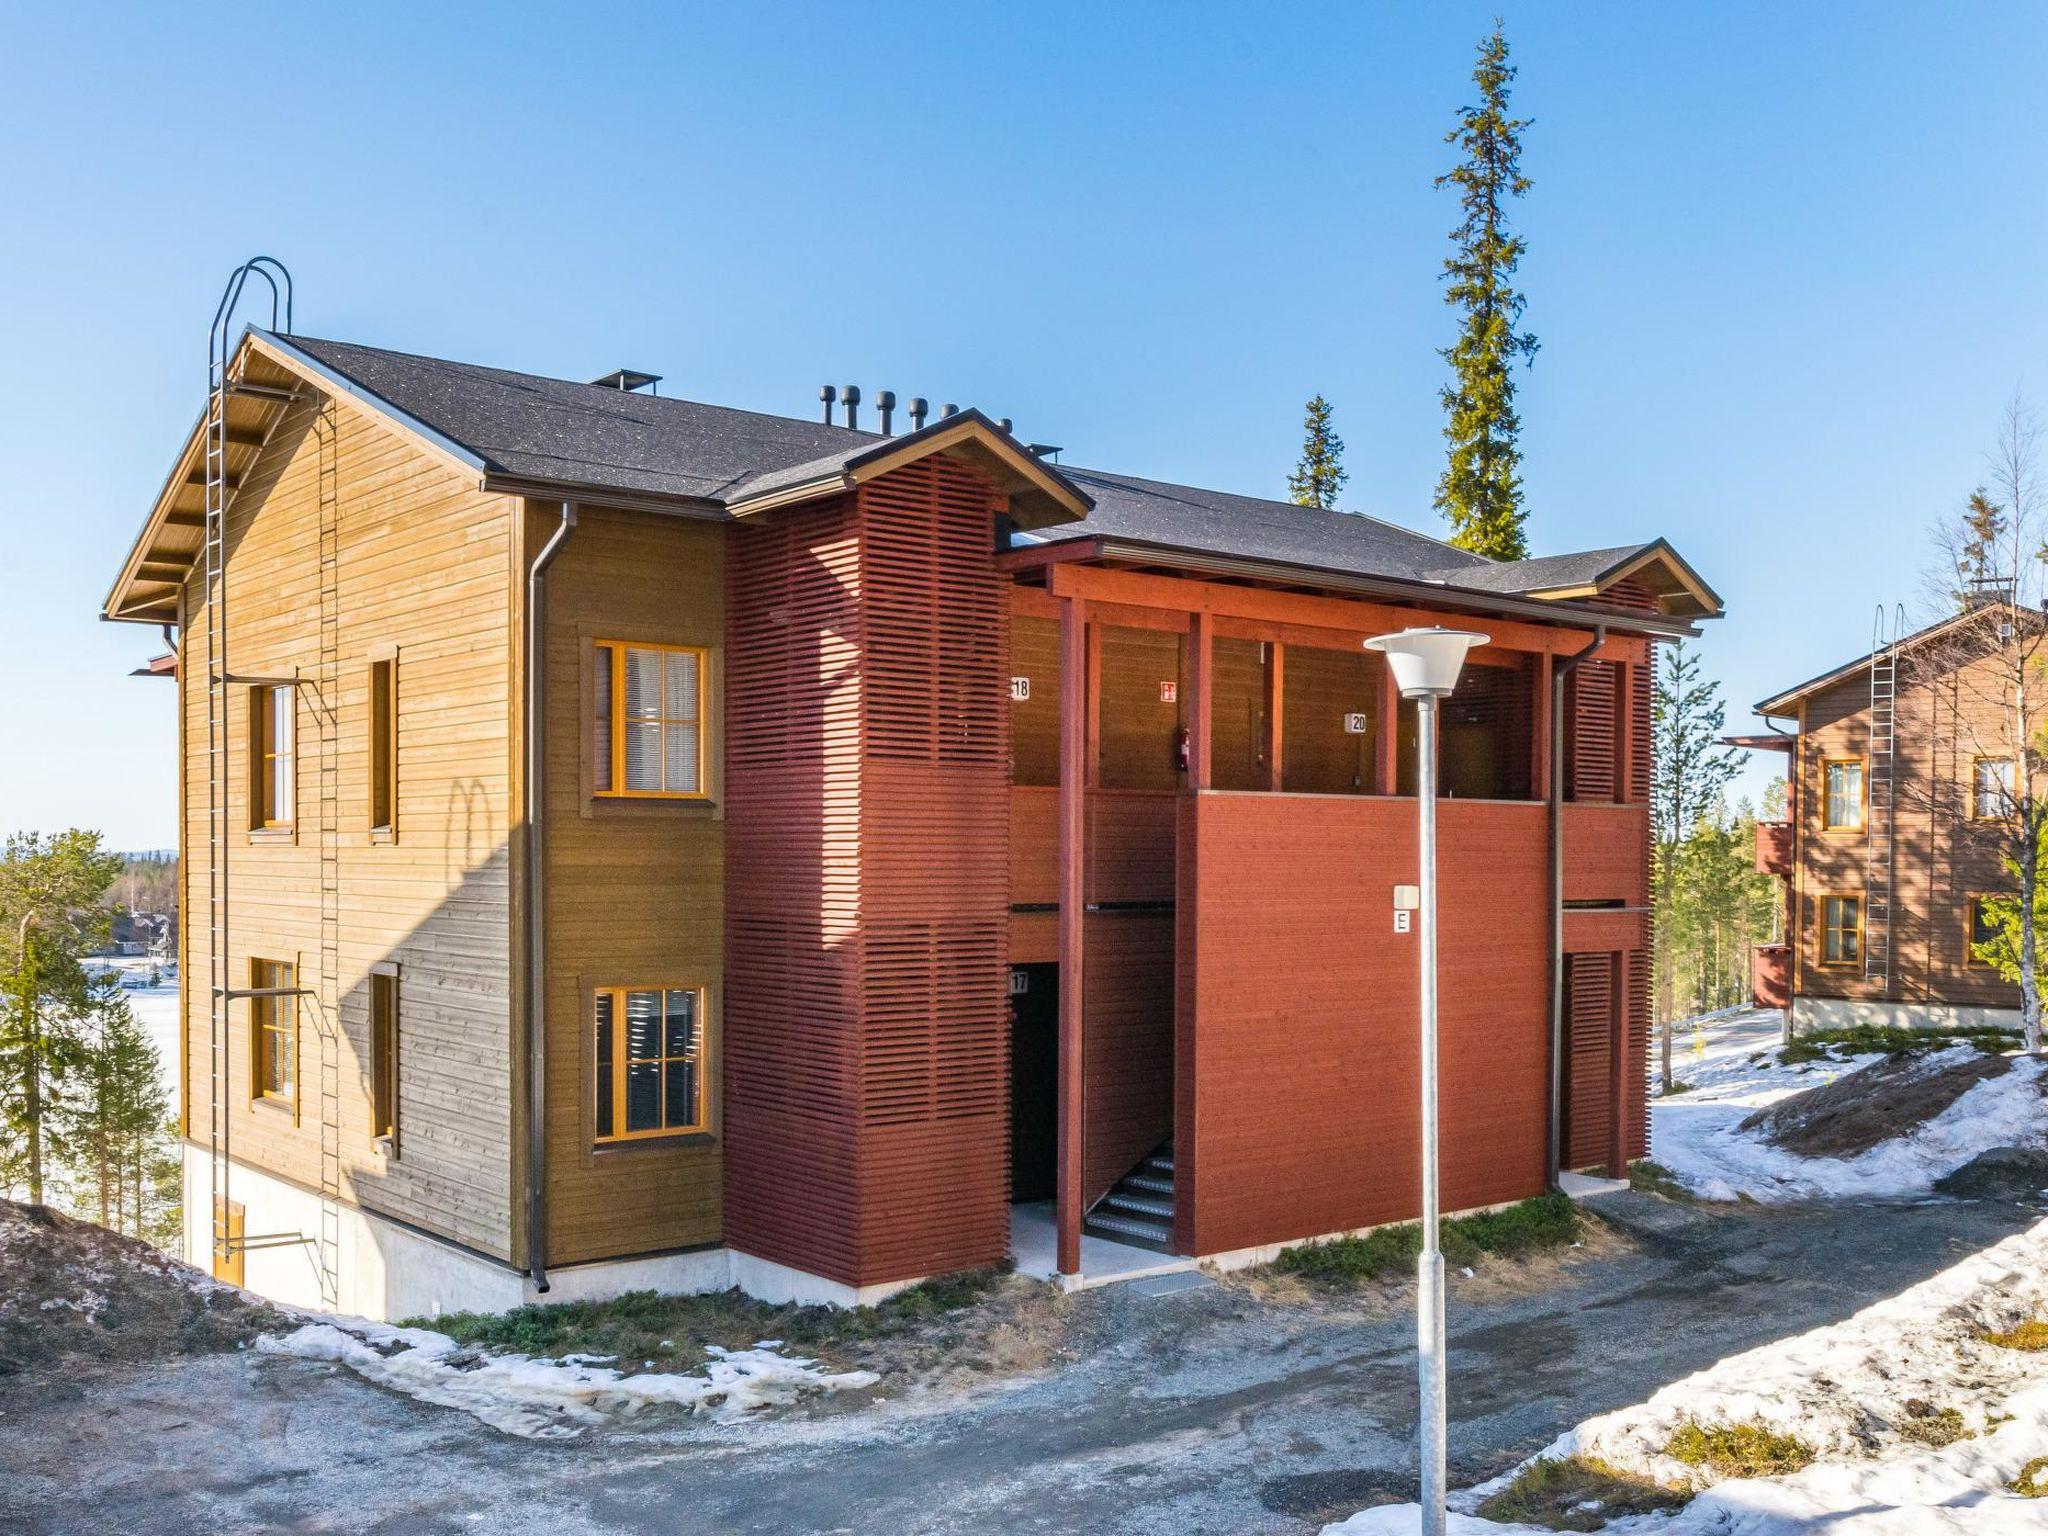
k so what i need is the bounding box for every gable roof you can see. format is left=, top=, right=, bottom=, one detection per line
left=1753, top=602, right=2038, bottom=718
left=106, top=330, right=1721, bottom=636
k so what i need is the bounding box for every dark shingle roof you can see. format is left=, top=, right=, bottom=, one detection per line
left=266, top=332, right=1702, bottom=617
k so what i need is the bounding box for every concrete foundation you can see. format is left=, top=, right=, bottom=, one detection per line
left=1791, top=996, right=2022, bottom=1034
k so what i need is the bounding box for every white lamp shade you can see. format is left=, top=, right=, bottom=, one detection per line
left=1362, top=627, right=1491, bottom=698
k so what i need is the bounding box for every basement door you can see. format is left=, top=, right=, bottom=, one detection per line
left=1009, top=963, right=1058, bottom=1202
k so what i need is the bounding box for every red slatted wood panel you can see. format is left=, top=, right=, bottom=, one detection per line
left=1566, top=660, right=1619, bottom=802
left=725, top=457, right=1012, bottom=1289
left=1623, top=947, right=1651, bottom=1160
left=1562, top=951, right=1615, bottom=1172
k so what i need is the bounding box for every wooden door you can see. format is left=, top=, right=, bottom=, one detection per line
left=1009, top=964, right=1059, bottom=1202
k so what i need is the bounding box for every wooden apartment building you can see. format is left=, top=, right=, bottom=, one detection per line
left=104, top=322, right=1719, bottom=1317
left=1747, top=601, right=2034, bottom=1030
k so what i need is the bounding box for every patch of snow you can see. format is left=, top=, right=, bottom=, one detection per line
left=1649, top=1009, right=2047, bottom=1202
left=1328, top=1215, right=2048, bottom=1533
left=256, top=1317, right=879, bottom=1439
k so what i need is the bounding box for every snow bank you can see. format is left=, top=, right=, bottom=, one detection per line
left=257, top=1317, right=879, bottom=1438
left=1327, top=1216, right=2048, bottom=1533
left=1649, top=1011, right=2047, bottom=1202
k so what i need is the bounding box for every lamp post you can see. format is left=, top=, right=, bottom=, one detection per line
left=1362, top=625, right=1490, bottom=1536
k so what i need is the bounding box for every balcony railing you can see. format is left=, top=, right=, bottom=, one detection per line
left=1755, top=819, right=1793, bottom=878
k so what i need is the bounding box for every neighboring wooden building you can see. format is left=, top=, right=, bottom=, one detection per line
left=106, top=325, right=1718, bottom=1317
left=1748, top=602, right=2034, bottom=1030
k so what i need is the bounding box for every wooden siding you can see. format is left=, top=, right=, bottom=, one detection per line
left=725, top=456, right=1011, bottom=1288
left=179, top=392, right=517, bottom=1261
left=1174, top=795, right=1559, bottom=1255
left=1792, top=654, right=2022, bottom=1009
left=532, top=505, right=725, bottom=1265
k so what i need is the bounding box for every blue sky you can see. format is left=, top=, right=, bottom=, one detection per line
left=4, top=2, right=2045, bottom=847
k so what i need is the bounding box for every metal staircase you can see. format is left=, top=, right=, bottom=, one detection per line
left=1863, top=604, right=1905, bottom=990
left=1084, top=1142, right=1177, bottom=1252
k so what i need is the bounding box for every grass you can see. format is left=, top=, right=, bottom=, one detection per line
left=1980, top=1320, right=2048, bottom=1352
left=1630, top=1160, right=1692, bottom=1201
left=1896, top=1400, right=1972, bottom=1447
left=1474, top=1454, right=1689, bottom=1531
left=1659, top=1078, right=1696, bottom=1097
left=1665, top=1420, right=1815, bottom=1479
left=407, top=1266, right=1011, bottom=1367
left=2012, top=1457, right=2048, bottom=1498
left=1272, top=1193, right=1580, bottom=1285
left=1781, top=1023, right=2020, bottom=1065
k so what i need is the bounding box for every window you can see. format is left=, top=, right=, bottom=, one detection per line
left=1821, top=896, right=1862, bottom=967
left=369, top=658, right=397, bottom=834
left=1823, top=758, right=1864, bottom=831
left=594, top=987, right=707, bottom=1140
left=370, top=971, right=399, bottom=1149
left=250, top=685, right=295, bottom=828
left=1966, top=898, right=2001, bottom=968
left=595, top=642, right=707, bottom=797
left=1973, top=757, right=2018, bottom=820
left=250, top=958, right=297, bottom=1105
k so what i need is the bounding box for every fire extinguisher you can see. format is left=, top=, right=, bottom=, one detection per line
left=1174, top=724, right=1191, bottom=774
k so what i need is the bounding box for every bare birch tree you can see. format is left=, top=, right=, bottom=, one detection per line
left=1907, top=395, right=2048, bottom=1051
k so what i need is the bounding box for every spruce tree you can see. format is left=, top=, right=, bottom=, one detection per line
left=1287, top=394, right=1349, bottom=509
left=65, top=977, right=167, bottom=1234
left=1435, top=21, right=1538, bottom=561
left=1955, top=486, right=2007, bottom=605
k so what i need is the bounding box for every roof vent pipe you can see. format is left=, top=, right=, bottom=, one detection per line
left=877, top=390, right=896, bottom=436
left=841, top=384, right=861, bottom=431
left=819, top=385, right=837, bottom=424
left=997, top=417, right=1013, bottom=435
left=940, top=403, right=959, bottom=419
left=909, top=397, right=929, bottom=431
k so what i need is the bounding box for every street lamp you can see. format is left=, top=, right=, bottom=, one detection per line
left=1362, top=625, right=1489, bottom=1536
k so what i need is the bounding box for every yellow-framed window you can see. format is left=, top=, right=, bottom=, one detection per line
left=250, top=684, right=295, bottom=828
left=250, top=958, right=298, bottom=1104
left=594, top=642, right=707, bottom=798
left=369, top=657, right=397, bottom=834
left=1822, top=757, right=1865, bottom=831
left=1820, top=895, right=1863, bottom=967
left=1965, top=897, right=2001, bottom=968
left=1972, top=757, right=2018, bottom=820
left=593, top=987, right=707, bottom=1141
left=370, top=971, right=400, bottom=1148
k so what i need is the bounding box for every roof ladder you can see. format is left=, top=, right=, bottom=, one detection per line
left=1863, top=602, right=1905, bottom=991
left=202, top=259, right=294, bottom=1280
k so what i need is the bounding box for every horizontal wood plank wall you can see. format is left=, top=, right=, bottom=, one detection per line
left=1794, top=661, right=2021, bottom=1010
left=537, top=505, right=724, bottom=1265
left=1176, top=795, right=1550, bottom=1256
left=181, top=393, right=517, bottom=1260
left=726, top=457, right=1012, bottom=1288
left=1561, top=951, right=1615, bottom=1171
left=1081, top=911, right=1174, bottom=1204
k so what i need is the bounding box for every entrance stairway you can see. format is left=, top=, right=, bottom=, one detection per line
left=1083, top=1142, right=1177, bottom=1252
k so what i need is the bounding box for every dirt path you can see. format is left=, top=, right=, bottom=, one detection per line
left=1, top=1192, right=2037, bottom=1536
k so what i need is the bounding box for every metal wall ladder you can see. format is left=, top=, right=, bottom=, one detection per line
left=1863, top=603, right=1905, bottom=991
left=202, top=258, right=313, bottom=1278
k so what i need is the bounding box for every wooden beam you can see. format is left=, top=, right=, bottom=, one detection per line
left=164, top=510, right=205, bottom=528
left=136, top=561, right=190, bottom=582
left=1046, top=563, right=1628, bottom=660
left=1264, top=642, right=1285, bottom=792
left=184, top=470, right=243, bottom=492
left=1056, top=594, right=1088, bottom=1278
left=1187, top=611, right=1214, bottom=789
left=1531, top=652, right=1554, bottom=803
left=1376, top=661, right=1399, bottom=795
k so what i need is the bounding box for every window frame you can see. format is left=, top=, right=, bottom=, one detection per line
left=249, top=957, right=299, bottom=1113
left=249, top=684, right=296, bottom=830
left=368, top=655, right=398, bottom=838
left=370, top=967, right=400, bottom=1153
left=1819, top=893, right=1864, bottom=969
left=593, top=640, right=711, bottom=801
left=1964, top=896, right=2000, bottom=969
left=1821, top=756, right=1867, bottom=834
left=1971, top=756, right=2018, bottom=822
left=591, top=984, right=710, bottom=1144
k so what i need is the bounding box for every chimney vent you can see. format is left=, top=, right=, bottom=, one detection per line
left=819, top=384, right=837, bottom=424
left=589, top=368, right=661, bottom=395
left=940, top=403, right=959, bottom=419
left=841, top=385, right=861, bottom=431
left=997, top=417, right=1013, bottom=435
left=1026, top=442, right=1062, bottom=460
left=876, top=390, right=897, bottom=435
left=908, top=397, right=929, bottom=431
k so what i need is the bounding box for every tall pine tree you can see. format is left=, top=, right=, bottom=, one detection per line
left=1287, top=394, right=1349, bottom=509
left=1954, top=485, right=2007, bottom=606
left=1435, top=22, right=1538, bottom=561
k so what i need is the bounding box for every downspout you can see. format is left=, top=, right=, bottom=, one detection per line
left=523, top=501, right=578, bottom=1292
left=1548, top=624, right=1606, bottom=1188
